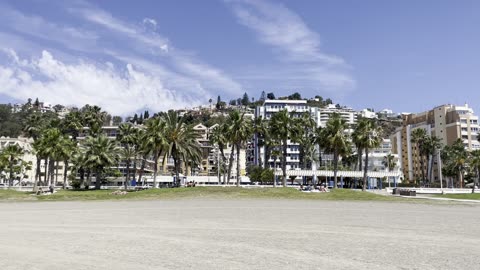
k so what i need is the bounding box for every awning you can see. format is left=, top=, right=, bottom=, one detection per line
left=273, top=170, right=401, bottom=178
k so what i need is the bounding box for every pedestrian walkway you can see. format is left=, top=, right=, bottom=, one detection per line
left=400, top=195, right=480, bottom=203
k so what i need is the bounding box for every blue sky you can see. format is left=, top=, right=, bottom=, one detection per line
left=0, top=0, right=479, bottom=115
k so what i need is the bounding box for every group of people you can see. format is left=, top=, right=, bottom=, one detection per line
left=299, top=184, right=329, bottom=192
left=185, top=181, right=197, bottom=187
left=35, top=185, right=55, bottom=195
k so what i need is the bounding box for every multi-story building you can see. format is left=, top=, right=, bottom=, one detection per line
left=317, top=104, right=357, bottom=128
left=255, top=100, right=311, bottom=170
left=390, top=104, right=480, bottom=182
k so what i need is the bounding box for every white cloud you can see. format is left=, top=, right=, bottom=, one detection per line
left=142, top=18, right=158, bottom=31
left=0, top=50, right=200, bottom=116
left=228, top=0, right=355, bottom=93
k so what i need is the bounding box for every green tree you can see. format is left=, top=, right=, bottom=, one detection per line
left=410, top=128, right=428, bottom=185
left=82, top=105, right=107, bottom=136
left=323, top=113, right=350, bottom=189
left=269, top=110, right=300, bottom=187
left=241, top=92, right=250, bottom=106
left=144, top=117, right=167, bottom=188
left=210, top=124, right=229, bottom=184
left=162, top=111, right=202, bottom=187
left=354, top=119, right=383, bottom=191
left=83, top=135, right=120, bottom=189
left=0, top=144, right=25, bottom=186
left=469, top=150, right=480, bottom=192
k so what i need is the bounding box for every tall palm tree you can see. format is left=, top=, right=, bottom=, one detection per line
left=54, top=136, right=76, bottom=189
left=134, top=128, right=149, bottom=186
left=382, top=153, right=397, bottom=187
left=354, top=119, right=383, bottom=191
left=121, top=147, right=137, bottom=190
left=144, top=117, right=167, bottom=188
left=210, top=124, right=229, bottom=184
left=0, top=144, right=24, bottom=187
left=83, top=135, right=120, bottom=189
left=410, top=128, right=427, bottom=185
left=269, top=110, right=300, bottom=187
left=23, top=113, right=45, bottom=190
left=469, top=150, right=480, bottom=192
left=442, top=139, right=468, bottom=188
left=424, top=136, right=442, bottom=184
left=161, top=111, right=202, bottom=187
left=323, top=113, right=350, bottom=189
left=233, top=115, right=252, bottom=186
left=117, top=123, right=138, bottom=188
left=351, top=124, right=364, bottom=171
left=298, top=112, right=317, bottom=170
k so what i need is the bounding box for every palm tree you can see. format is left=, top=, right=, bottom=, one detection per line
left=269, top=110, right=300, bottom=187
left=351, top=125, right=364, bottom=171
left=382, top=153, right=397, bottom=187
left=410, top=128, right=427, bottom=185
left=424, top=136, right=442, bottom=185
left=121, top=147, right=137, bottom=190
left=469, top=150, right=480, bottom=192
left=117, top=123, right=138, bottom=188
left=82, top=105, right=107, bottom=136
left=134, top=128, right=150, bottom=186
left=55, top=136, right=76, bottom=189
left=298, top=113, right=317, bottom=170
left=161, top=111, right=202, bottom=187
left=83, top=135, right=120, bottom=189
left=354, top=119, right=383, bottom=191
left=442, top=139, right=468, bottom=188
left=23, top=113, right=45, bottom=190
left=144, top=117, right=167, bottom=188
left=60, top=111, right=83, bottom=141
left=210, top=124, right=229, bottom=184
left=323, top=113, right=350, bottom=189
left=0, top=144, right=24, bottom=187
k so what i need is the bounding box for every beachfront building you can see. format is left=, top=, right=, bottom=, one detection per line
left=390, top=103, right=480, bottom=182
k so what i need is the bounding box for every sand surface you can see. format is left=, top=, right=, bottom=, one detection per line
left=1, top=199, right=479, bottom=270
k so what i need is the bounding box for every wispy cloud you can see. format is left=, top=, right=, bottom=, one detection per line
left=227, top=0, right=355, bottom=93
left=0, top=50, right=197, bottom=116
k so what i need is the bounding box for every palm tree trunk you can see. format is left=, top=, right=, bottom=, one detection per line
left=9, top=157, right=14, bottom=187
left=95, top=168, right=102, bottom=190
left=273, top=158, right=277, bottom=187
left=63, top=160, right=68, bottom=189
left=173, top=155, right=180, bottom=187
left=125, top=160, right=130, bottom=190
left=458, top=169, right=463, bottom=188
left=236, top=143, right=241, bottom=187
left=333, top=151, right=338, bottom=189
left=44, top=158, right=49, bottom=186
left=153, top=153, right=159, bottom=188
left=227, top=144, right=235, bottom=184
left=282, top=139, right=287, bottom=187
left=138, top=155, right=146, bottom=186
left=132, top=157, right=137, bottom=182
left=420, top=155, right=426, bottom=186
left=362, top=148, right=369, bottom=191
left=50, top=160, right=55, bottom=187
left=34, top=155, right=41, bottom=191
left=358, top=148, right=363, bottom=171
left=55, top=161, right=59, bottom=186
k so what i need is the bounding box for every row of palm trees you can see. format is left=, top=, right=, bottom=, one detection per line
left=210, top=109, right=384, bottom=190
left=409, top=128, right=480, bottom=189
left=20, top=105, right=202, bottom=190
